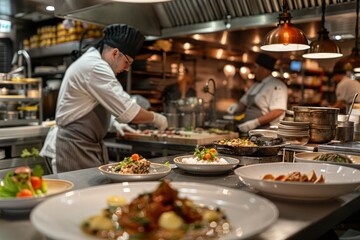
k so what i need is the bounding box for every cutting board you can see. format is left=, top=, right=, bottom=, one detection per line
left=123, top=131, right=239, bottom=146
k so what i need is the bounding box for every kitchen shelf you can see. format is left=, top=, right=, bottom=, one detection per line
left=0, top=119, right=39, bottom=127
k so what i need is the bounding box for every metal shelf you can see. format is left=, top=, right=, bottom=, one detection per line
left=0, top=119, right=40, bottom=127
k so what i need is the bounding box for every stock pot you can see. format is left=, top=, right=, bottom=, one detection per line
left=292, top=106, right=339, bottom=125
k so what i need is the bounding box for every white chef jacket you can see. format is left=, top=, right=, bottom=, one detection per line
left=336, top=76, right=360, bottom=106
left=56, top=47, right=140, bottom=127
left=240, top=75, right=288, bottom=124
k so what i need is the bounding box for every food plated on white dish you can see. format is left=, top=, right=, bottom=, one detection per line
left=0, top=178, right=74, bottom=211
left=30, top=181, right=278, bottom=240
left=235, top=162, right=360, bottom=201
left=294, top=152, right=360, bottom=170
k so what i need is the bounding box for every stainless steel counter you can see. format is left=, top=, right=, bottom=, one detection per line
left=1, top=155, right=360, bottom=240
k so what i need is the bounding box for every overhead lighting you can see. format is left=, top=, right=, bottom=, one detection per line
left=46, top=5, right=55, bottom=12
left=302, top=0, right=342, bottom=59
left=261, top=0, right=309, bottom=52
left=223, top=64, right=236, bottom=78
left=333, top=0, right=360, bottom=73
left=113, top=0, right=172, bottom=2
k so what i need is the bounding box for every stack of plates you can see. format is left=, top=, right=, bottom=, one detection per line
left=277, top=121, right=310, bottom=145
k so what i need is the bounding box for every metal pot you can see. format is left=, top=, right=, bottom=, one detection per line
left=309, top=124, right=337, bottom=143
left=176, top=97, right=204, bottom=112
left=292, top=106, right=339, bottom=125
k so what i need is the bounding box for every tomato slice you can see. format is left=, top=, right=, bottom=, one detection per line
left=31, top=176, right=42, bottom=190
left=16, top=189, right=33, bottom=198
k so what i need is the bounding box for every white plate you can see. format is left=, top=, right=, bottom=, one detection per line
left=235, top=162, right=360, bottom=201
left=0, top=179, right=74, bottom=211
left=174, top=155, right=239, bottom=174
left=98, top=163, right=171, bottom=181
left=294, top=152, right=360, bottom=170
left=30, top=181, right=278, bottom=240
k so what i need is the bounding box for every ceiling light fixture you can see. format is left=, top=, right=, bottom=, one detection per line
left=302, top=0, right=342, bottom=59
left=261, top=0, right=309, bottom=52
left=333, top=0, right=360, bottom=74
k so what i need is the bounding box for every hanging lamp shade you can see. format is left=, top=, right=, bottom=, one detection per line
left=333, top=0, right=360, bottom=73
left=261, top=0, right=309, bottom=52
left=302, top=0, right=342, bottom=59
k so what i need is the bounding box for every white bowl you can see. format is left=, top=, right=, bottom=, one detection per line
left=235, top=162, right=360, bottom=201
left=248, top=129, right=278, bottom=138
left=294, top=152, right=360, bottom=170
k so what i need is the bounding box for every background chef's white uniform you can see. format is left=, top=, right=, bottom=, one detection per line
left=336, top=76, right=360, bottom=111
left=240, top=75, right=288, bottom=128
left=53, top=47, right=141, bottom=172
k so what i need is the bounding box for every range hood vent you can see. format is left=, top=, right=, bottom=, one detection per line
left=54, top=0, right=357, bottom=38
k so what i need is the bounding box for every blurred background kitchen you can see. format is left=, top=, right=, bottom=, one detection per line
left=1, top=0, right=360, bottom=172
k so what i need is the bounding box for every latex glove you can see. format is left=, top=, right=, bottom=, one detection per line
left=152, top=112, right=168, bottom=131
left=237, top=118, right=260, bottom=132
left=113, top=122, right=137, bottom=136
left=227, top=103, right=238, bottom=114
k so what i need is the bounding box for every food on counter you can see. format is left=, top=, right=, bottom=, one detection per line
left=179, top=146, right=229, bottom=164
left=207, top=128, right=230, bottom=134
left=113, top=154, right=150, bottom=174
left=216, top=138, right=257, bottom=147
left=81, top=180, right=230, bottom=239
left=0, top=165, right=47, bottom=198
left=313, top=153, right=353, bottom=164
left=263, top=170, right=325, bottom=183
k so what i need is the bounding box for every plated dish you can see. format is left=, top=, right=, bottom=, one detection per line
left=31, top=181, right=279, bottom=240
left=0, top=179, right=74, bottom=211
left=294, top=152, right=360, bottom=170
left=235, top=162, right=360, bottom=201
left=173, top=155, right=239, bottom=174
left=98, top=163, right=171, bottom=182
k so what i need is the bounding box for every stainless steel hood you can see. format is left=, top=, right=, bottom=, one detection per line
left=54, top=0, right=358, bottom=39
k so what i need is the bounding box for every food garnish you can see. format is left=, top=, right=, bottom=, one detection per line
left=263, top=170, right=325, bottom=183
left=194, top=146, right=218, bottom=162
left=81, top=180, right=230, bottom=240
left=314, top=153, right=353, bottom=164
left=113, top=153, right=150, bottom=174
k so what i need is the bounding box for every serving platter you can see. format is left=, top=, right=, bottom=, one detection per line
left=0, top=179, right=73, bottom=211
left=173, top=155, right=239, bottom=174
left=31, top=181, right=278, bottom=240
left=235, top=162, right=360, bottom=201
left=294, top=152, right=360, bottom=170
left=98, top=163, right=171, bottom=182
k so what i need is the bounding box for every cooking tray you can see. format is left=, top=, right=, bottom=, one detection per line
left=213, top=137, right=287, bottom=157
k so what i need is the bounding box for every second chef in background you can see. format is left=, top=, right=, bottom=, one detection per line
left=52, top=24, right=168, bottom=173
left=228, top=53, right=288, bottom=132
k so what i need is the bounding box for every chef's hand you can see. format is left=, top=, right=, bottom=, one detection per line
left=237, top=119, right=260, bottom=132
left=227, top=103, right=238, bottom=114
left=113, top=122, right=137, bottom=136
left=152, top=112, right=168, bottom=131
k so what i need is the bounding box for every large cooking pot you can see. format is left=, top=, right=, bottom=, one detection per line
left=292, top=106, right=339, bottom=125
left=310, top=124, right=337, bottom=143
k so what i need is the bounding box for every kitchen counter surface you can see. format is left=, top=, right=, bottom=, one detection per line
left=1, top=154, right=360, bottom=240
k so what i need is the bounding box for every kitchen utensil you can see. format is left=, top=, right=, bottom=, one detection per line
left=336, top=121, right=354, bottom=142
left=346, top=93, right=358, bottom=122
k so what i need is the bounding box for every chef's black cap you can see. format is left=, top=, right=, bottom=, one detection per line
left=103, top=24, right=145, bottom=58
left=255, top=53, right=277, bottom=71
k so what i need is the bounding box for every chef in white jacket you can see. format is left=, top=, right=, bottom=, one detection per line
left=41, top=24, right=167, bottom=173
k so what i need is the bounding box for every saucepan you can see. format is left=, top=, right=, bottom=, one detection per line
left=288, top=106, right=339, bottom=125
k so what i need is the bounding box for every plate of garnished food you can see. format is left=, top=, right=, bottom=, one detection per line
left=213, top=135, right=287, bottom=156
left=173, top=146, right=240, bottom=174
left=0, top=165, right=73, bottom=211
left=31, top=180, right=278, bottom=240
left=235, top=162, right=360, bottom=201
left=98, top=153, right=171, bottom=182
left=294, top=152, right=360, bottom=170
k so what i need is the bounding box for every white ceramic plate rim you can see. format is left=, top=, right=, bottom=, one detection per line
left=173, top=155, right=239, bottom=173
left=294, top=152, right=360, bottom=170
left=30, top=181, right=279, bottom=240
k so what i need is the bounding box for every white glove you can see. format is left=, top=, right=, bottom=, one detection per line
left=152, top=112, right=168, bottom=131
left=237, top=119, right=260, bottom=132
left=227, top=103, right=238, bottom=114
left=113, top=122, right=137, bottom=136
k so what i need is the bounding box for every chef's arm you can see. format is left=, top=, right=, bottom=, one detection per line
left=131, top=108, right=156, bottom=123
left=330, top=100, right=345, bottom=110
left=257, top=109, right=285, bottom=126
left=237, top=102, right=246, bottom=113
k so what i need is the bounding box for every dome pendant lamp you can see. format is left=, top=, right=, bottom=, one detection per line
left=261, top=0, right=310, bottom=52
left=333, top=0, right=360, bottom=74
left=302, top=0, right=342, bottom=59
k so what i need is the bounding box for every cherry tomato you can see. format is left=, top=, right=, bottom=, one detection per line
left=131, top=153, right=140, bottom=161
left=31, top=176, right=42, bottom=190
left=204, top=153, right=212, bottom=159
left=16, top=189, right=33, bottom=198
left=209, top=148, right=217, bottom=153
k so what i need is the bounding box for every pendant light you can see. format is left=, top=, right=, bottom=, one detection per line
left=302, top=0, right=342, bottom=59
left=333, top=0, right=360, bottom=74
left=261, top=0, right=310, bottom=52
